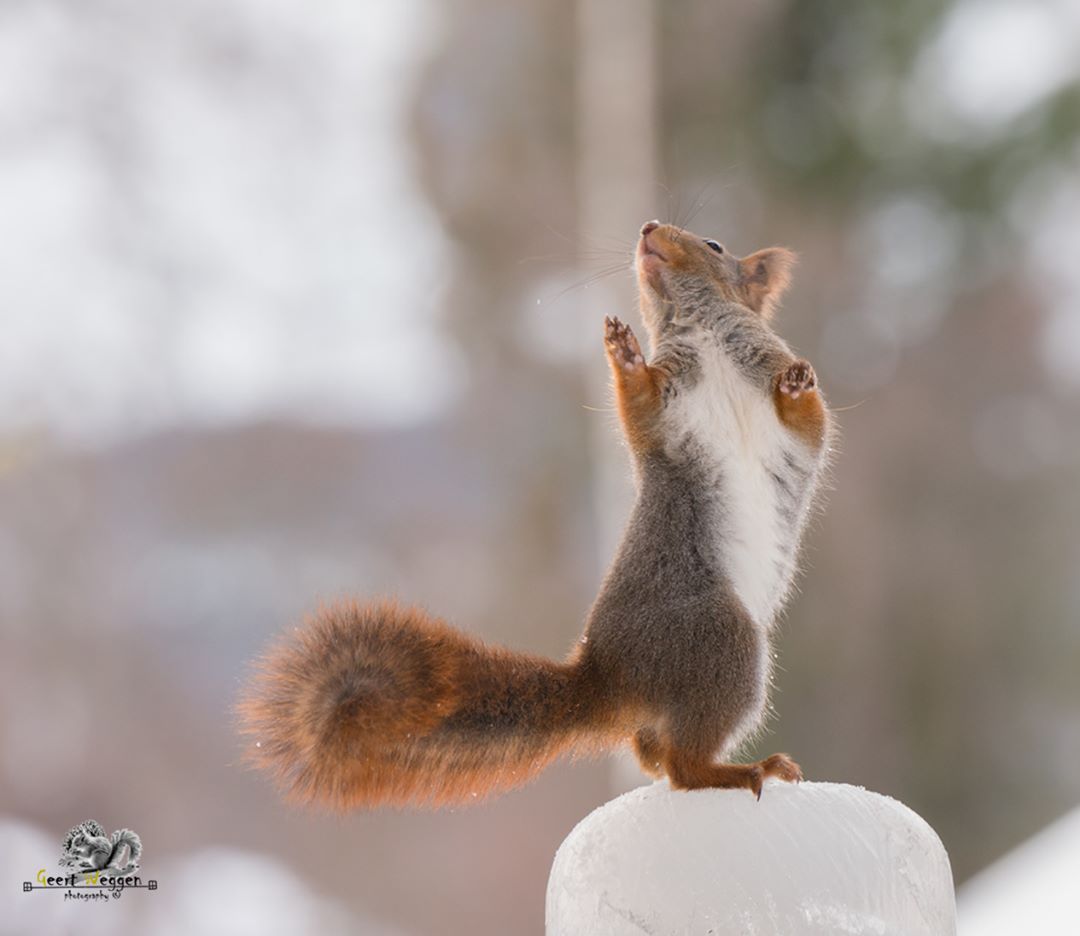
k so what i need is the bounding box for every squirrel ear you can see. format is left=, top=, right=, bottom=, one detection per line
left=738, top=247, right=797, bottom=318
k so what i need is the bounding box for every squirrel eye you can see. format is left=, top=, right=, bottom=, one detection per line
left=705, top=239, right=724, bottom=254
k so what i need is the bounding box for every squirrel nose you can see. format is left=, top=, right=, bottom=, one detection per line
left=640, top=220, right=660, bottom=236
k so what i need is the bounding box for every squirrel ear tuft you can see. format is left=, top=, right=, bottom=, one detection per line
left=738, top=247, right=797, bottom=318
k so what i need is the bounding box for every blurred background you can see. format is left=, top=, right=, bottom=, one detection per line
left=2, top=0, right=1079, bottom=933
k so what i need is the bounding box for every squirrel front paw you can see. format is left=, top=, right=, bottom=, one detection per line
left=777, top=360, right=816, bottom=399
left=604, top=316, right=645, bottom=373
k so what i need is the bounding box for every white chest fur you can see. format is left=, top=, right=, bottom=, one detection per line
left=665, top=343, right=805, bottom=627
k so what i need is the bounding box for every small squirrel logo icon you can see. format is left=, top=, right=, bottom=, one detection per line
left=59, top=820, right=142, bottom=876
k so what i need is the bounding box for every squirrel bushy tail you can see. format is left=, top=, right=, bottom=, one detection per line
left=237, top=599, right=618, bottom=809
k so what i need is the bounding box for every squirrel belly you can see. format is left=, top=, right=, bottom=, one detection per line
left=661, top=333, right=822, bottom=629
left=237, top=600, right=622, bottom=810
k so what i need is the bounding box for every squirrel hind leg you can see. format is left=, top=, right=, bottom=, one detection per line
left=663, top=748, right=804, bottom=799
left=632, top=727, right=667, bottom=779
left=664, top=747, right=767, bottom=798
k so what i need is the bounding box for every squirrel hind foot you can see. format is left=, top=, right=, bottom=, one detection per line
left=757, top=752, right=803, bottom=784
left=663, top=749, right=803, bottom=799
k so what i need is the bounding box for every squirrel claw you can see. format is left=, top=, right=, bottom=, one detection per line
left=748, top=765, right=765, bottom=800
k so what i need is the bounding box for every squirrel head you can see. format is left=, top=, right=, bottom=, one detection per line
left=635, top=221, right=796, bottom=337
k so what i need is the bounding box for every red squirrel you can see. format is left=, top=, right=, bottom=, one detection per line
left=238, top=221, right=833, bottom=808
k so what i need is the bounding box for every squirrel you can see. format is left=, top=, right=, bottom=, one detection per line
left=238, top=220, right=833, bottom=808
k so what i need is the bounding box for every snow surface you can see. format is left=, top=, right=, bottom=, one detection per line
left=957, top=803, right=1080, bottom=935
left=546, top=780, right=956, bottom=936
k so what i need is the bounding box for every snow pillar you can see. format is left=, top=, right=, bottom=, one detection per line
left=546, top=780, right=956, bottom=935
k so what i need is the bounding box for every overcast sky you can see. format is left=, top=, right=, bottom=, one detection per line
left=0, top=0, right=458, bottom=447
left=1, top=0, right=1077, bottom=448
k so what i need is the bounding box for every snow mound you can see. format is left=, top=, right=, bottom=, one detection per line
left=547, top=780, right=955, bottom=935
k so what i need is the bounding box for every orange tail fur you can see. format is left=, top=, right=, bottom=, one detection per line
left=237, top=600, right=616, bottom=809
